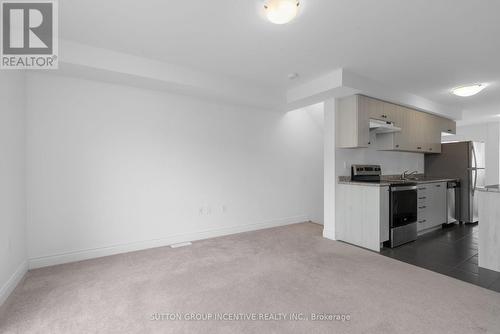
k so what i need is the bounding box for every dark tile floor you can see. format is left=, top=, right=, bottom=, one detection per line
left=381, top=223, right=500, bottom=293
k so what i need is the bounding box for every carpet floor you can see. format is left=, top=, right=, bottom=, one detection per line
left=1, top=222, right=499, bottom=333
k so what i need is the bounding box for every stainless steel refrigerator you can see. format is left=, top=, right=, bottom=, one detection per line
left=425, top=141, right=485, bottom=223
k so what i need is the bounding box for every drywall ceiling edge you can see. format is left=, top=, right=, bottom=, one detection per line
left=57, top=39, right=284, bottom=110
left=286, top=68, right=463, bottom=120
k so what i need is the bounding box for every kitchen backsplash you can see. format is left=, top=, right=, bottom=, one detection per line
left=336, top=148, right=424, bottom=176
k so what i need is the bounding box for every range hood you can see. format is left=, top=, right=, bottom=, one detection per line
left=369, top=119, right=401, bottom=134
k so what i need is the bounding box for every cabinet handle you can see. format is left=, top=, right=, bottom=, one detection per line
left=418, top=206, right=427, bottom=209
left=429, top=148, right=433, bottom=151
left=418, top=220, right=427, bottom=223
left=417, top=147, right=422, bottom=150
left=395, top=144, right=400, bottom=148
left=436, top=184, right=441, bottom=187
left=418, top=197, right=426, bottom=200
left=419, top=187, right=426, bottom=190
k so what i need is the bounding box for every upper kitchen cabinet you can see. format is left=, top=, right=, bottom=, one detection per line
left=336, top=95, right=370, bottom=148
left=376, top=105, right=410, bottom=151
left=379, top=109, right=441, bottom=154
left=426, top=114, right=443, bottom=153
left=413, top=112, right=442, bottom=153
left=367, top=96, right=398, bottom=123
left=440, top=117, right=457, bottom=135
left=337, top=94, right=455, bottom=153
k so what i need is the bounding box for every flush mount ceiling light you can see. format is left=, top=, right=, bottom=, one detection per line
left=264, top=0, right=300, bottom=24
left=452, top=84, right=486, bottom=97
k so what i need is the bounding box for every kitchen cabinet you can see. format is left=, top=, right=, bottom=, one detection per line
left=368, top=96, right=398, bottom=123
left=411, top=111, right=440, bottom=154
left=417, top=182, right=447, bottom=232
left=410, top=109, right=425, bottom=152
left=336, top=183, right=389, bottom=251
left=375, top=105, right=411, bottom=151
left=440, top=117, right=457, bottom=135
left=336, top=95, right=370, bottom=148
left=338, top=94, right=454, bottom=153
left=426, top=114, right=443, bottom=153
left=477, top=189, right=500, bottom=272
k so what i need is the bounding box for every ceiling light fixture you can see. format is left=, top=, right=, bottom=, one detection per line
left=264, top=0, right=300, bottom=25
left=452, top=84, right=486, bottom=97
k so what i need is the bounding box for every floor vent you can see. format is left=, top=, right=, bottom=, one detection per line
left=170, top=242, right=192, bottom=249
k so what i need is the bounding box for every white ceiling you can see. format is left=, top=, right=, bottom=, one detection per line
left=60, top=0, right=500, bottom=121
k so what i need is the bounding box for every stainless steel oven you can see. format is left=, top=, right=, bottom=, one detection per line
left=389, top=184, right=418, bottom=247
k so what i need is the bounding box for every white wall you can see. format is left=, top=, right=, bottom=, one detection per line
left=443, top=122, right=500, bottom=185
left=25, top=73, right=324, bottom=267
left=0, top=72, right=27, bottom=305
left=282, top=104, right=324, bottom=224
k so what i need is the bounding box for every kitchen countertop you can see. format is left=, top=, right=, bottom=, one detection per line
left=338, top=176, right=458, bottom=187
left=476, top=185, right=500, bottom=193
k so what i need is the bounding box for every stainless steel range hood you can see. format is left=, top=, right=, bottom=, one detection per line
left=369, top=119, right=402, bottom=134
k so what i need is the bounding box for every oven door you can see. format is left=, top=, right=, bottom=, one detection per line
left=390, top=185, right=418, bottom=228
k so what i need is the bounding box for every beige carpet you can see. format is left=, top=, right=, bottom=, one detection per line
left=1, top=223, right=499, bottom=333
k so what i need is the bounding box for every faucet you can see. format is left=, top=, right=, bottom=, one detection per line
left=401, top=170, right=419, bottom=180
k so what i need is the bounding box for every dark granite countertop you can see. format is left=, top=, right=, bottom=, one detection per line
left=476, top=185, right=500, bottom=193
left=338, top=175, right=458, bottom=187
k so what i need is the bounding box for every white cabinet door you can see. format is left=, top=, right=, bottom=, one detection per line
left=418, top=182, right=447, bottom=232
left=441, top=118, right=456, bottom=135
left=426, top=182, right=447, bottom=228
left=392, top=105, right=411, bottom=150
left=423, top=114, right=442, bottom=154
left=336, top=184, right=388, bottom=251
left=337, top=95, right=370, bottom=148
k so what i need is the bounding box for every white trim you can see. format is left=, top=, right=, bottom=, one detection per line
left=28, top=215, right=308, bottom=269
left=323, top=228, right=336, bottom=240
left=0, top=261, right=28, bottom=307
left=170, top=242, right=192, bottom=248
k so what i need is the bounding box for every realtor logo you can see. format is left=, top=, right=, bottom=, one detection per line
left=1, top=0, right=58, bottom=69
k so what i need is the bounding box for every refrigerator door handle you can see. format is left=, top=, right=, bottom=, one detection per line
left=472, top=143, right=478, bottom=169
left=472, top=169, right=477, bottom=196
left=471, top=143, right=479, bottom=197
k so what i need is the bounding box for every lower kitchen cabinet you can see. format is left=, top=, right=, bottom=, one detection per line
left=336, top=184, right=389, bottom=251
left=417, top=182, right=447, bottom=232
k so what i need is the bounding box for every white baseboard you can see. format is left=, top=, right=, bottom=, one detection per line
left=323, top=228, right=336, bottom=240
left=28, top=215, right=308, bottom=269
left=0, top=261, right=28, bottom=307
